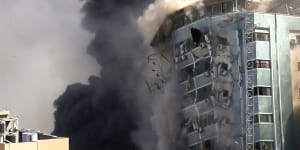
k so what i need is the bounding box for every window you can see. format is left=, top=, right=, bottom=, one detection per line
left=247, top=60, right=271, bottom=70
left=255, top=60, right=271, bottom=68
left=182, top=92, right=196, bottom=108
left=196, top=84, right=212, bottom=102
left=198, top=111, right=214, bottom=128
left=253, top=87, right=272, bottom=96
left=253, top=114, right=273, bottom=123
left=178, top=65, right=194, bottom=82
left=203, top=140, right=213, bottom=150
left=221, top=2, right=233, bottom=13
left=255, top=32, right=269, bottom=41
left=298, top=62, right=300, bottom=71
left=255, top=141, right=274, bottom=150
left=297, top=35, right=300, bottom=44
left=194, top=58, right=210, bottom=76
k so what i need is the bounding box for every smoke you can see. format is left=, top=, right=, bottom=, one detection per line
left=52, top=78, right=140, bottom=150
left=0, top=0, right=98, bottom=133
left=137, top=0, right=203, bottom=44
left=151, top=77, right=186, bottom=150
left=52, top=0, right=158, bottom=150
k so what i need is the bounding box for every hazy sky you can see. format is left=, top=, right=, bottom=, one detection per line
left=0, top=0, right=99, bottom=133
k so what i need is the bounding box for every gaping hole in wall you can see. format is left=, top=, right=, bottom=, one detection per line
left=217, top=36, right=229, bottom=45
left=253, top=87, right=272, bottom=96
left=190, top=28, right=204, bottom=46
left=253, top=114, right=273, bottom=123
left=254, top=141, right=274, bottom=150
left=223, top=90, right=229, bottom=97
left=218, top=63, right=229, bottom=76
left=254, top=32, right=269, bottom=41
left=222, top=90, right=231, bottom=107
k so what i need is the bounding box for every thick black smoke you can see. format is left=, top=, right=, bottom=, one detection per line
left=52, top=0, right=153, bottom=150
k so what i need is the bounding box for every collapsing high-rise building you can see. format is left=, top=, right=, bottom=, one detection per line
left=150, top=0, right=300, bottom=149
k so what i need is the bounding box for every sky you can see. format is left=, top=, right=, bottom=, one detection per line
left=0, top=0, right=99, bottom=133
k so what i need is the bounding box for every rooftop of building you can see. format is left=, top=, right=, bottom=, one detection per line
left=0, top=111, right=9, bottom=118
left=0, top=110, right=68, bottom=146
left=150, top=0, right=300, bottom=48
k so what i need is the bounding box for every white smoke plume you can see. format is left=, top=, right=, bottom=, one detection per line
left=137, top=0, right=203, bottom=44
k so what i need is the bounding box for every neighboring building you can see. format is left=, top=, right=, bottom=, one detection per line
left=0, top=110, right=68, bottom=150
left=151, top=0, right=300, bottom=149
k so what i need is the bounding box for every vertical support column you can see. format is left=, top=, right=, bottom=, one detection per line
left=244, top=13, right=255, bottom=150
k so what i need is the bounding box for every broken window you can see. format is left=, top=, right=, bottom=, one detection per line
left=182, top=92, right=196, bottom=108
left=196, top=84, right=212, bottom=102
left=253, top=87, right=272, bottom=96
left=178, top=65, right=194, bottom=82
left=195, top=58, right=210, bottom=76
left=219, top=63, right=229, bottom=76
left=255, top=141, right=274, bottom=150
left=254, top=32, right=269, bottom=41
left=223, top=90, right=229, bottom=97
left=198, top=111, right=214, bottom=128
left=253, top=114, right=273, bottom=123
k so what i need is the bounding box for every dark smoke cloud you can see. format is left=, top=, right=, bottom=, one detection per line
left=52, top=77, right=139, bottom=150
left=52, top=0, right=154, bottom=150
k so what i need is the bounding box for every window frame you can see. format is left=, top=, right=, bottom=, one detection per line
left=247, top=59, right=271, bottom=70
left=254, top=29, right=270, bottom=41
left=253, top=86, right=272, bottom=96
left=254, top=141, right=274, bottom=150
left=253, top=114, right=273, bottom=124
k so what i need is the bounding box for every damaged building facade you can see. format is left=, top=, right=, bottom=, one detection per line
left=150, top=0, right=300, bottom=150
